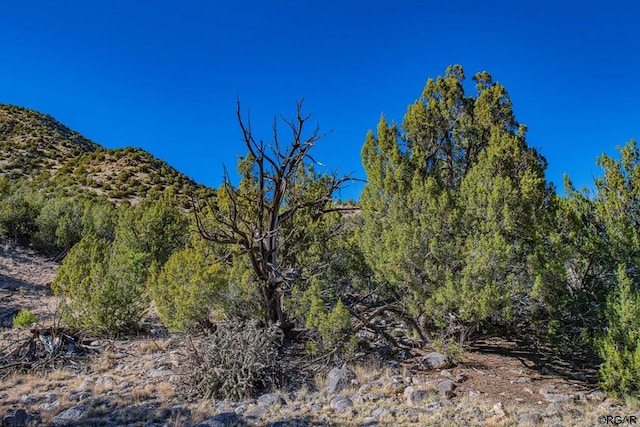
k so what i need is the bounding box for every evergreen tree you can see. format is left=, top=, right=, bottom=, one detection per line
left=360, top=65, right=554, bottom=345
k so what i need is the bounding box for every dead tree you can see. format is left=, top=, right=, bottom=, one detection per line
left=194, top=99, right=350, bottom=326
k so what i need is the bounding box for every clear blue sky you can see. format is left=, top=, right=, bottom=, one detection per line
left=1, top=1, right=638, bottom=200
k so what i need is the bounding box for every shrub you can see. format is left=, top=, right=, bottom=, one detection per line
left=147, top=238, right=228, bottom=332
left=13, top=309, right=38, bottom=328
left=52, top=235, right=149, bottom=334
left=185, top=320, right=283, bottom=400
left=597, top=265, right=640, bottom=396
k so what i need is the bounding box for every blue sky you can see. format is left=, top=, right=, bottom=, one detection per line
left=0, top=1, right=638, bottom=200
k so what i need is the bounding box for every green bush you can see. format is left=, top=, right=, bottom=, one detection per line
left=13, top=309, right=38, bottom=328
left=185, top=319, right=283, bottom=400
left=52, top=235, right=149, bottom=334
left=597, top=265, right=640, bottom=396
left=147, top=238, right=228, bottom=331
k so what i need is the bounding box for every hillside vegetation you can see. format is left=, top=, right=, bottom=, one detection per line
left=0, top=103, right=205, bottom=205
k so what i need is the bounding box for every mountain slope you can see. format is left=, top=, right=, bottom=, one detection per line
left=0, top=104, right=210, bottom=204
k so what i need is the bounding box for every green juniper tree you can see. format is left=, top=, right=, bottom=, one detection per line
left=360, top=65, right=554, bottom=348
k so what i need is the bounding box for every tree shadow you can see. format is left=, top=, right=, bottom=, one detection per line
left=468, top=337, right=600, bottom=385
left=0, top=273, right=53, bottom=328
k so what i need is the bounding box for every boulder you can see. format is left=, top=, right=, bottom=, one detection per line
left=326, top=365, right=357, bottom=393
left=422, top=352, right=447, bottom=370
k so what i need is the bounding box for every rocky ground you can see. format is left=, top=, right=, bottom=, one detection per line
left=1, top=239, right=638, bottom=426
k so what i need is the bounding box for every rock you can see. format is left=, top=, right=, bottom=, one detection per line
left=68, top=392, right=91, bottom=402
left=361, top=417, right=379, bottom=426
left=306, top=402, right=322, bottom=411
left=587, top=390, right=607, bottom=402
left=545, top=403, right=564, bottom=417
left=257, top=393, right=286, bottom=407
left=148, top=368, right=174, bottom=377
left=95, top=375, right=116, bottom=389
left=468, top=389, right=481, bottom=398
left=74, top=379, right=94, bottom=392
left=2, top=409, right=29, bottom=427
left=440, top=369, right=452, bottom=377
left=438, top=379, right=456, bottom=397
left=422, top=352, right=447, bottom=370
left=358, top=384, right=372, bottom=394
left=454, top=373, right=467, bottom=383
left=244, top=406, right=268, bottom=419
left=491, top=402, right=507, bottom=418
left=571, top=372, right=587, bottom=381
left=519, top=412, right=544, bottom=425
left=194, top=412, right=244, bottom=427
left=330, top=396, right=353, bottom=413
left=540, top=366, right=557, bottom=376
left=539, top=389, right=571, bottom=403
left=373, top=345, right=391, bottom=359
left=53, top=406, right=86, bottom=425
left=40, top=400, right=62, bottom=410
left=350, top=393, right=365, bottom=404
left=19, top=395, right=36, bottom=405
left=514, top=376, right=532, bottom=383
left=326, top=365, right=357, bottom=393
left=371, top=406, right=390, bottom=418
left=403, top=386, right=431, bottom=405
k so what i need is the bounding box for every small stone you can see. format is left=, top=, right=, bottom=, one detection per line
left=53, top=406, right=86, bottom=424
left=306, top=402, right=322, bottom=411
left=438, top=379, right=456, bottom=397
left=40, top=401, right=61, bottom=410
left=2, top=409, right=29, bottom=427
left=440, top=369, right=452, bottom=377
left=330, top=396, right=353, bottom=413
left=545, top=402, right=564, bottom=416
left=75, top=379, right=94, bottom=392
left=454, top=373, right=467, bottom=383
left=514, top=376, right=533, bottom=383
left=350, top=393, right=365, bottom=404
left=68, top=392, right=91, bottom=402
left=372, top=406, right=390, bottom=418
left=540, top=366, right=557, bottom=376
left=468, top=389, right=481, bottom=398
left=96, top=375, right=116, bottom=389
left=491, top=402, right=507, bottom=418
left=587, top=390, right=607, bottom=402
left=148, top=368, right=174, bottom=377
left=358, top=384, right=372, bottom=394
left=403, top=386, right=431, bottom=405
left=519, top=412, right=544, bottom=424
left=326, top=365, right=357, bottom=393
left=361, top=416, right=378, bottom=426
left=245, top=406, right=268, bottom=419
left=257, top=393, right=286, bottom=407
left=422, top=352, right=447, bottom=370
left=571, top=372, right=587, bottom=381
left=19, top=395, right=36, bottom=405
left=195, top=413, right=242, bottom=427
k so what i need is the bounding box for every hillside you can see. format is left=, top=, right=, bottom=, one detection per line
left=0, top=104, right=208, bottom=204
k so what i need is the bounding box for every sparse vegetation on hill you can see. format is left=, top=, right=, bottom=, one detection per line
left=0, top=103, right=209, bottom=206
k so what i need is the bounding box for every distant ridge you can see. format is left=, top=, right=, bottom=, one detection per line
left=0, top=104, right=209, bottom=204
